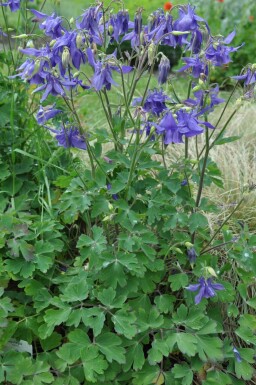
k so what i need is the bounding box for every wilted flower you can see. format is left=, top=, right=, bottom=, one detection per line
left=158, top=55, right=171, bottom=85
left=186, top=277, right=224, bottom=304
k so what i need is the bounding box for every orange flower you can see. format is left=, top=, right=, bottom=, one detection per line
left=249, top=15, right=254, bottom=22
left=164, top=2, right=173, bottom=11
left=217, top=0, right=224, bottom=2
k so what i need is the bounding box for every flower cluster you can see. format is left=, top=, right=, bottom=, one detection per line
left=1, top=0, right=33, bottom=12
left=11, top=4, right=241, bottom=147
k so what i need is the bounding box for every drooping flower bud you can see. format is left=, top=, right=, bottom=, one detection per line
left=108, top=24, right=114, bottom=35
left=186, top=247, right=197, bottom=263
left=26, top=40, right=34, bottom=48
left=158, top=54, right=170, bottom=85
left=50, top=39, right=56, bottom=47
left=134, top=10, right=143, bottom=34
left=76, top=33, right=84, bottom=49
left=12, top=34, right=28, bottom=39
left=62, top=47, right=71, bottom=68
left=140, top=31, right=145, bottom=46
left=148, top=42, right=156, bottom=66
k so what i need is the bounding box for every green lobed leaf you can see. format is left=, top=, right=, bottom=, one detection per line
left=96, top=332, right=126, bottom=364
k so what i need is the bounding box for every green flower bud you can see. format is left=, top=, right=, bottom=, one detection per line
left=12, top=34, right=28, bottom=39
left=140, top=31, right=144, bottom=45
left=174, top=247, right=183, bottom=254
left=206, top=266, right=217, bottom=278
left=148, top=41, right=156, bottom=66
left=171, top=30, right=190, bottom=36
left=26, top=39, right=34, bottom=48
left=62, top=47, right=71, bottom=68
left=76, top=33, right=84, bottom=49
left=108, top=25, right=114, bottom=35
left=50, top=39, right=56, bottom=47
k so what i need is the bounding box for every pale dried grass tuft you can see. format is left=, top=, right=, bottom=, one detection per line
left=166, top=102, right=256, bottom=230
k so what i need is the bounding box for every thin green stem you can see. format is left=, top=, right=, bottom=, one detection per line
left=62, top=97, right=95, bottom=177
left=1, top=5, right=15, bottom=67
left=195, top=127, right=209, bottom=208
left=98, top=90, right=120, bottom=149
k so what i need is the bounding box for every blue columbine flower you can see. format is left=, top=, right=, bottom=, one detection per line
left=33, top=73, right=76, bottom=102
left=10, top=58, right=37, bottom=81
left=108, top=10, right=130, bottom=42
left=76, top=5, right=103, bottom=45
left=1, top=0, right=33, bottom=12
left=186, top=277, right=224, bottom=304
left=190, top=29, right=204, bottom=54
left=36, top=104, right=62, bottom=125
left=158, top=55, right=171, bottom=85
left=46, top=125, right=87, bottom=150
left=132, top=89, right=170, bottom=116
left=154, top=112, right=183, bottom=144
left=178, top=56, right=208, bottom=78
left=176, top=109, right=206, bottom=137
left=184, top=85, right=225, bottom=115
left=52, top=31, right=86, bottom=75
left=153, top=109, right=210, bottom=145
left=232, top=67, right=256, bottom=86
left=30, top=9, right=64, bottom=38
left=122, top=10, right=143, bottom=48
left=147, top=12, right=177, bottom=47
left=174, top=5, right=205, bottom=33
left=87, top=48, right=133, bottom=91
left=205, top=31, right=243, bottom=67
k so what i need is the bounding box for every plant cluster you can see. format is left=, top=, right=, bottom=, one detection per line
left=188, top=0, right=256, bottom=81
left=0, top=1, right=255, bottom=384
